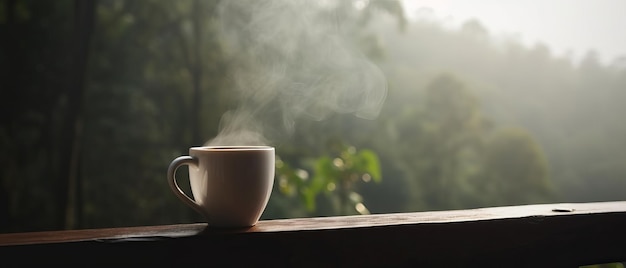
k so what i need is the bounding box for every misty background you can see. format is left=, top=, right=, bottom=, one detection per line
left=1, top=0, right=625, bottom=233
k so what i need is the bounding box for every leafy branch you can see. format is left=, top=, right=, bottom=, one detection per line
left=277, top=143, right=381, bottom=215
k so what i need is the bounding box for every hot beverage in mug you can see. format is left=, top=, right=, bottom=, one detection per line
left=168, top=146, right=275, bottom=227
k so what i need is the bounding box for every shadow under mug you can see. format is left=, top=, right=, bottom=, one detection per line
left=168, top=146, right=275, bottom=227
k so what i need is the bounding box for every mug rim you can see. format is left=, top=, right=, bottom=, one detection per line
left=191, top=146, right=274, bottom=151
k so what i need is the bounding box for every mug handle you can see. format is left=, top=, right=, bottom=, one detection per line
left=167, top=156, right=205, bottom=217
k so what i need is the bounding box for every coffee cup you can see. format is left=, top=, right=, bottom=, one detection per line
left=168, top=146, right=275, bottom=227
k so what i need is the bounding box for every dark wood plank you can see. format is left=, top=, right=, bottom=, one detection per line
left=0, top=223, right=207, bottom=246
left=1, top=201, right=625, bottom=267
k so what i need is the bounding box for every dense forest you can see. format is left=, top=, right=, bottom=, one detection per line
left=1, top=0, right=625, bottom=233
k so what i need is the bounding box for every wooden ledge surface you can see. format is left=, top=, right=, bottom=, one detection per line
left=1, top=201, right=625, bottom=266
left=1, top=201, right=625, bottom=246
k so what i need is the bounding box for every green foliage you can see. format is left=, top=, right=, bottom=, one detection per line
left=580, top=263, right=625, bottom=268
left=358, top=73, right=554, bottom=211
left=477, top=127, right=554, bottom=205
left=276, top=143, right=382, bottom=216
left=3, top=0, right=626, bottom=233
left=375, top=16, right=626, bottom=206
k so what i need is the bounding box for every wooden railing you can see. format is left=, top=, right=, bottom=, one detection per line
left=1, top=201, right=625, bottom=267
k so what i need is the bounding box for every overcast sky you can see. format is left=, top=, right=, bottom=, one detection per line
left=401, top=0, right=626, bottom=64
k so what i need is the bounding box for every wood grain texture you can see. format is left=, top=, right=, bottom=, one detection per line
left=1, top=201, right=625, bottom=267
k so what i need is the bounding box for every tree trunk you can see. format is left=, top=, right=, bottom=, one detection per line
left=57, top=0, right=95, bottom=230
left=190, top=0, right=203, bottom=145
left=0, top=0, right=17, bottom=233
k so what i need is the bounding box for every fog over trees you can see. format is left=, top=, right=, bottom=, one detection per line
left=1, top=0, right=624, bottom=233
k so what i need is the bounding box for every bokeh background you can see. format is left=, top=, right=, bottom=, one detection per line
left=1, top=0, right=625, bottom=233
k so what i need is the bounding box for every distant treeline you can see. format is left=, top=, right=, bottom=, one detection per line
left=1, top=0, right=624, bottom=233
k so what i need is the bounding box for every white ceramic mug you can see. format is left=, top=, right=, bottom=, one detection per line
left=168, top=146, right=275, bottom=227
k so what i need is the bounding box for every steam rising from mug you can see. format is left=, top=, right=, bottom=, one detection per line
left=206, top=0, right=387, bottom=146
